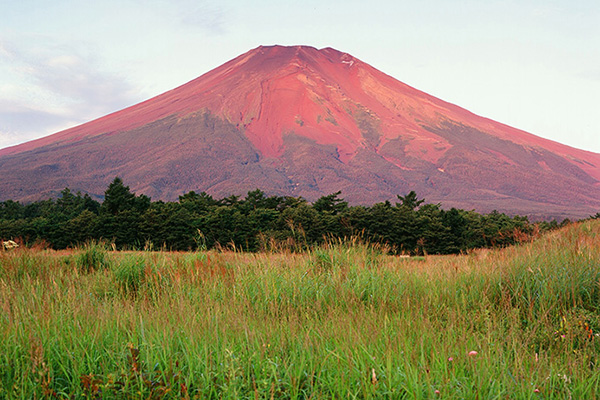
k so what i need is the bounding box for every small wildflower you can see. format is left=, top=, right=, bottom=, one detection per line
left=534, top=388, right=540, bottom=393
left=468, top=351, right=478, bottom=357
left=435, top=389, right=441, bottom=395
left=448, top=357, right=453, bottom=362
left=557, top=374, right=571, bottom=384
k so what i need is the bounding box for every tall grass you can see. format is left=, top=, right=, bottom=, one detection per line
left=0, top=221, right=599, bottom=398
left=75, top=240, right=111, bottom=273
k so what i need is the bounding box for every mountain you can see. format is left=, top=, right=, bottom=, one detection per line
left=1, top=45, right=599, bottom=219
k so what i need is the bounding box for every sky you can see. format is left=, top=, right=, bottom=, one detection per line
left=1, top=0, right=599, bottom=153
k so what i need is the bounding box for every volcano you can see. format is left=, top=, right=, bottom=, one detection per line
left=1, top=45, right=599, bottom=219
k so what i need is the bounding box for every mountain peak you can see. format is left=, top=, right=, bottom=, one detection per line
left=245, top=45, right=357, bottom=71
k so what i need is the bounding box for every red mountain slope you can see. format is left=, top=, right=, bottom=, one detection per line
left=1, top=45, right=599, bottom=219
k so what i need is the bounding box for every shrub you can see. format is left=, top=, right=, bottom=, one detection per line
left=113, top=256, right=147, bottom=295
left=75, top=241, right=110, bottom=273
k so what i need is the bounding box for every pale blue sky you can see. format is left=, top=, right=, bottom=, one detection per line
left=1, top=0, right=599, bottom=152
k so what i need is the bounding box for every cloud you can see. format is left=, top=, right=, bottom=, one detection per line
left=179, top=2, right=227, bottom=34
left=143, top=0, right=228, bottom=34
left=579, top=69, right=600, bottom=82
left=0, top=37, right=141, bottom=149
left=0, top=105, right=73, bottom=149
left=9, top=44, right=139, bottom=114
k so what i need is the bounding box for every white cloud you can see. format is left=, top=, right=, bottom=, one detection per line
left=0, top=37, right=142, bottom=149
left=579, top=69, right=600, bottom=82
left=179, top=2, right=228, bottom=34
left=128, top=0, right=229, bottom=34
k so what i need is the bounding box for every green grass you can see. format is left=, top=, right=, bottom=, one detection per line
left=1, top=221, right=599, bottom=398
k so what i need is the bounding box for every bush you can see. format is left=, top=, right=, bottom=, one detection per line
left=113, top=256, right=146, bottom=295
left=75, top=241, right=110, bottom=273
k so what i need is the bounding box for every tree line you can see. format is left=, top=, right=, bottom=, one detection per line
left=0, top=177, right=572, bottom=254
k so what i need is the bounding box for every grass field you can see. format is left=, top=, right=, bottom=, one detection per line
left=1, top=220, right=599, bottom=399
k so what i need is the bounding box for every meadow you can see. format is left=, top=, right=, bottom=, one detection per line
left=1, top=220, right=599, bottom=399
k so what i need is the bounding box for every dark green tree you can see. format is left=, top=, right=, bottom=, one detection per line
left=96, top=177, right=149, bottom=248
left=397, top=191, right=425, bottom=211
left=101, top=177, right=136, bottom=215
left=313, top=191, right=348, bottom=215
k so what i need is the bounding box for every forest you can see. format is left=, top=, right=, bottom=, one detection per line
left=0, top=177, right=573, bottom=254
